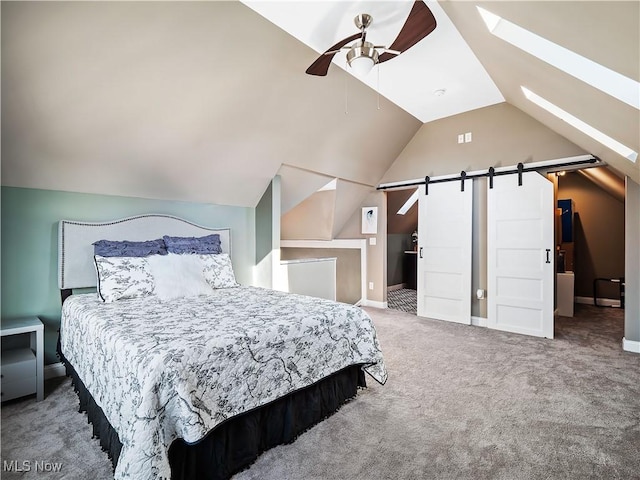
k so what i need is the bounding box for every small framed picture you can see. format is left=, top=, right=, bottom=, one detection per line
left=361, top=207, right=378, bottom=235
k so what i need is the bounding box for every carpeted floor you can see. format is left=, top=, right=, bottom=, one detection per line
left=2, top=304, right=638, bottom=479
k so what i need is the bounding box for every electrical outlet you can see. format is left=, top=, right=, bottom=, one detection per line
left=369, top=237, right=376, bottom=246
left=465, top=132, right=473, bottom=143
left=369, top=282, right=374, bottom=290
left=457, top=134, right=464, bottom=144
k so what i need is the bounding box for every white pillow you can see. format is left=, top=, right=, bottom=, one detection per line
left=146, top=253, right=213, bottom=300
left=199, top=253, right=238, bottom=288
left=94, top=256, right=155, bottom=303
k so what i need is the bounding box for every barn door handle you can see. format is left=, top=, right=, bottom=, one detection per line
left=419, top=247, right=423, bottom=259
left=545, top=249, right=551, bottom=264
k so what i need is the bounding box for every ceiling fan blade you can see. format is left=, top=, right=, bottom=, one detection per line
left=306, top=33, right=361, bottom=76
left=323, top=46, right=351, bottom=56
left=378, top=0, right=436, bottom=64
left=374, top=47, right=402, bottom=55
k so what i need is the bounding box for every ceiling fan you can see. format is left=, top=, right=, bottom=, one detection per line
left=305, top=0, right=437, bottom=77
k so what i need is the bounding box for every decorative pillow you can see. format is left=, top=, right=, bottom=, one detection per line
left=93, top=238, right=167, bottom=257
left=146, top=253, right=213, bottom=300
left=199, top=253, right=238, bottom=289
left=162, top=234, right=221, bottom=255
left=94, top=256, right=155, bottom=302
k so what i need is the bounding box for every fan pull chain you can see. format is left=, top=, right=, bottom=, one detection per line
left=377, top=64, right=381, bottom=110
left=345, top=57, right=349, bottom=114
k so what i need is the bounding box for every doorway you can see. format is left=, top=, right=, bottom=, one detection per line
left=555, top=168, right=626, bottom=345
left=386, top=188, right=418, bottom=315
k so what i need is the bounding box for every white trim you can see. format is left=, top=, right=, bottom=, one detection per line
left=387, top=283, right=406, bottom=292
left=622, top=337, right=640, bottom=354
left=575, top=296, right=622, bottom=308
left=361, top=244, right=368, bottom=304
left=44, top=362, right=66, bottom=380
left=280, top=257, right=337, bottom=265
left=362, top=300, right=388, bottom=309
left=280, top=239, right=364, bottom=249
left=471, top=316, right=488, bottom=327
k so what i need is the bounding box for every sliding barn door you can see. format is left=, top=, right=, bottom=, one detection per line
left=487, top=171, right=554, bottom=338
left=417, top=181, right=473, bottom=324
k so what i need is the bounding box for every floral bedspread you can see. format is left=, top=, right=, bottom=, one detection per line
left=60, top=287, right=387, bottom=480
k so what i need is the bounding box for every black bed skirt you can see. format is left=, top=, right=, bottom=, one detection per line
left=59, top=349, right=366, bottom=479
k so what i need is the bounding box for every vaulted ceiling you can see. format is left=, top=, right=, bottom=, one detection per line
left=441, top=1, right=639, bottom=181
left=2, top=1, right=638, bottom=224
left=1, top=1, right=420, bottom=209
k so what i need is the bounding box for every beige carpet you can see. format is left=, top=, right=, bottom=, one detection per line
left=2, top=304, right=639, bottom=479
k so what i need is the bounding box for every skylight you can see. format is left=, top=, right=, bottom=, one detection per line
left=477, top=6, right=640, bottom=110
left=522, top=87, right=638, bottom=162
left=317, top=179, right=337, bottom=192
left=397, top=189, right=419, bottom=215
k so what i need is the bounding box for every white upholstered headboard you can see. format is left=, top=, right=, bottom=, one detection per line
left=58, top=214, right=231, bottom=290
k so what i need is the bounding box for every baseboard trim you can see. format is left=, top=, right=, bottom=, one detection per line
left=387, top=283, right=406, bottom=292
left=622, top=337, right=640, bottom=354
left=44, top=362, right=66, bottom=380
left=471, top=316, right=487, bottom=327
left=575, top=296, right=622, bottom=308
left=362, top=300, right=388, bottom=309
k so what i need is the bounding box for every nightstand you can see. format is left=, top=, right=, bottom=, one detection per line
left=1, top=317, right=44, bottom=401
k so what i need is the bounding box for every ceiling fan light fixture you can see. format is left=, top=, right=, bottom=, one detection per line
left=306, top=1, right=437, bottom=77
left=346, top=41, right=379, bottom=77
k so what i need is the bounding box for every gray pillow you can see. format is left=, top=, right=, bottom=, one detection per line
left=163, top=234, right=222, bottom=254
left=93, top=239, right=167, bottom=257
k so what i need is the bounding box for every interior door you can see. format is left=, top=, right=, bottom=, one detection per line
left=487, top=171, right=554, bottom=338
left=417, top=180, right=473, bottom=324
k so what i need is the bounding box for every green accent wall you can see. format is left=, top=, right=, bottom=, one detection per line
left=1, top=186, right=255, bottom=364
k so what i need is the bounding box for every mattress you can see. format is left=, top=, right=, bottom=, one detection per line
left=60, top=286, right=387, bottom=480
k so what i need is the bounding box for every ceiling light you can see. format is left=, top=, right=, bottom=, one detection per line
left=522, top=86, right=638, bottom=162
left=346, top=42, right=379, bottom=77
left=478, top=6, right=640, bottom=110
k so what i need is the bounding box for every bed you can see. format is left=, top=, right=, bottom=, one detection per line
left=57, top=214, right=387, bottom=480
